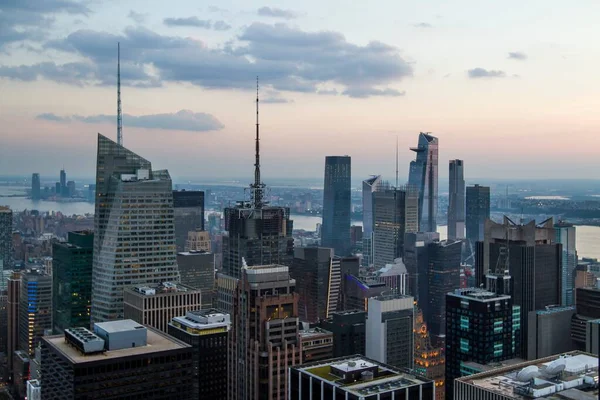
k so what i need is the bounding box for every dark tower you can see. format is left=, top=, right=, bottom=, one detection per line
left=117, top=42, right=122, bottom=146
left=321, top=156, right=351, bottom=256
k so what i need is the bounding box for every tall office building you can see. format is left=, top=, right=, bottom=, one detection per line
left=0, top=206, right=12, bottom=270
left=319, top=310, right=366, bottom=358
left=366, top=294, right=415, bottom=369
left=59, top=168, right=66, bottom=196
left=177, top=250, right=215, bottom=305
left=362, top=175, right=382, bottom=266
left=447, top=160, right=465, bottom=240
left=31, top=173, right=41, bottom=200
left=373, top=185, right=418, bottom=267
left=229, top=265, right=301, bottom=400
left=404, top=232, right=440, bottom=302
left=408, top=132, right=438, bottom=232
left=425, top=240, right=462, bottom=341
left=91, top=134, right=180, bottom=323
left=289, top=356, right=435, bottom=400
left=169, top=310, right=231, bottom=400
left=66, top=180, right=75, bottom=197
left=555, top=222, right=577, bottom=306
left=465, top=184, right=490, bottom=245
left=527, top=306, right=575, bottom=360
left=290, top=247, right=341, bottom=323
left=52, top=231, right=94, bottom=333
left=445, top=288, right=520, bottom=399
left=414, top=309, right=445, bottom=400
left=19, top=269, right=52, bottom=355
left=41, top=320, right=193, bottom=399
left=185, top=229, right=211, bottom=251
left=476, top=217, right=561, bottom=357
left=222, top=90, right=294, bottom=280
left=322, top=156, right=352, bottom=256
left=341, top=275, right=388, bottom=312
left=298, top=327, right=334, bottom=363
left=7, top=272, right=20, bottom=377
left=173, top=190, right=205, bottom=251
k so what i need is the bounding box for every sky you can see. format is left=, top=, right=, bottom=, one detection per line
left=1, top=0, right=599, bottom=183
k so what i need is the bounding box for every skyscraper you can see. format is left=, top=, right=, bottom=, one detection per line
left=222, top=86, right=293, bottom=279
left=0, top=206, right=12, bottom=271
left=31, top=173, right=41, bottom=200
left=447, top=159, right=465, bottom=240
left=476, top=217, right=561, bottom=358
left=19, top=269, right=52, bottom=355
left=362, top=175, right=382, bottom=266
left=229, top=265, right=301, bottom=400
left=555, top=222, right=577, bottom=306
left=7, top=272, right=20, bottom=378
left=322, top=156, right=351, bottom=256
left=319, top=310, right=366, bottom=358
left=404, top=232, right=440, bottom=302
left=408, top=132, right=438, bottom=232
left=52, top=231, right=94, bottom=333
left=91, top=134, right=180, bottom=323
left=372, top=185, right=418, bottom=267
left=59, top=168, right=66, bottom=196
left=465, top=184, right=490, bottom=245
left=173, top=190, right=205, bottom=252
left=290, top=247, right=341, bottom=323
left=177, top=250, right=215, bottom=305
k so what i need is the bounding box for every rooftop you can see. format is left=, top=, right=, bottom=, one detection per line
left=94, top=319, right=145, bottom=334
left=127, top=282, right=198, bottom=296
left=43, top=326, right=189, bottom=364
left=171, top=309, right=231, bottom=331
left=449, top=287, right=511, bottom=302
left=456, top=351, right=599, bottom=399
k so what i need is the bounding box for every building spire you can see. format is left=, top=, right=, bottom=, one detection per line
left=395, top=135, right=399, bottom=188
left=117, top=42, right=123, bottom=146
left=250, top=76, right=265, bottom=208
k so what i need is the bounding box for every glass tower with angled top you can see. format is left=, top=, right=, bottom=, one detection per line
left=91, top=134, right=179, bottom=323
left=408, top=132, right=439, bottom=233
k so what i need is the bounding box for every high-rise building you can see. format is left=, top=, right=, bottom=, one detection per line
left=408, top=132, right=438, bottom=232
left=476, top=217, right=561, bottom=357
left=527, top=306, right=576, bottom=360
left=404, top=232, right=440, bottom=302
left=290, top=247, right=341, bottom=323
left=19, top=269, right=52, bottom=355
left=168, top=309, right=231, bottom=400
left=414, top=309, right=445, bottom=400
left=123, top=282, right=202, bottom=333
left=445, top=288, right=520, bottom=399
left=425, top=240, right=462, bottom=341
left=59, top=168, right=66, bottom=196
left=7, top=272, right=20, bottom=377
left=185, top=229, right=211, bottom=251
left=13, top=350, right=30, bottom=399
left=177, top=250, right=215, bottom=305
left=447, top=160, right=465, bottom=240
left=372, top=185, right=419, bottom=267
left=52, top=231, right=93, bottom=333
left=319, top=310, right=366, bottom=358
left=465, top=184, right=490, bottom=245
left=298, top=326, right=334, bottom=363
left=362, top=175, right=382, bottom=266
left=66, top=180, right=75, bottom=197
left=366, top=294, right=415, bottom=369
left=31, top=173, right=41, bottom=200
left=342, top=275, right=388, bottom=312
left=453, top=351, right=597, bottom=400
left=289, top=355, right=435, bottom=400
left=91, top=134, right=180, bottom=323
left=173, top=190, right=205, bottom=252
left=375, top=258, right=409, bottom=295
left=555, top=222, right=577, bottom=306
left=41, top=320, right=194, bottom=399
left=221, top=90, right=294, bottom=279
left=322, top=155, right=352, bottom=256
left=229, top=264, right=301, bottom=400
left=0, top=206, right=12, bottom=271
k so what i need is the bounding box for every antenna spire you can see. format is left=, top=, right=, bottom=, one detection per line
left=117, top=42, right=123, bottom=146
left=250, top=76, right=265, bottom=208
left=395, top=135, right=399, bottom=188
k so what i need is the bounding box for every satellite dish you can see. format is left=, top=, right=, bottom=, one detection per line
left=516, top=366, right=540, bottom=382
left=544, top=359, right=567, bottom=376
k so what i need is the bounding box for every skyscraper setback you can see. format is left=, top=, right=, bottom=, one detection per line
left=322, top=156, right=352, bottom=256
left=408, top=133, right=439, bottom=232
left=447, top=159, right=465, bottom=240
left=91, top=134, right=180, bottom=323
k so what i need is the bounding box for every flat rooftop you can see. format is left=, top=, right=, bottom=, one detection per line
left=94, top=319, right=145, bottom=333
left=297, top=356, right=431, bottom=396
left=43, top=327, right=189, bottom=364
left=456, top=351, right=599, bottom=399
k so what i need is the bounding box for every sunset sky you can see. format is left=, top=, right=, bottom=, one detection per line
left=1, top=0, right=599, bottom=182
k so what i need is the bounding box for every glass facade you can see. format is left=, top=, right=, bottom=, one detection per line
left=173, top=190, right=204, bottom=252
left=465, top=184, right=490, bottom=244
left=322, top=156, right=352, bottom=256
left=408, top=133, right=438, bottom=233
left=91, top=134, right=180, bottom=323
left=19, top=270, right=52, bottom=355
left=447, top=160, right=465, bottom=240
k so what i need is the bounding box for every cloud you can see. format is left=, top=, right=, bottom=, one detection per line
left=508, top=51, right=527, bottom=60
left=36, top=110, right=224, bottom=132
left=4, top=24, right=412, bottom=98
left=208, top=5, right=227, bottom=13
left=262, top=97, right=293, bottom=103
left=257, top=7, right=298, bottom=19
left=2, top=0, right=90, bottom=15
left=128, top=10, right=146, bottom=24
left=467, top=68, right=506, bottom=79
left=413, top=22, right=433, bottom=28
left=317, top=89, right=339, bottom=95
left=213, top=21, right=231, bottom=31
left=164, top=16, right=212, bottom=28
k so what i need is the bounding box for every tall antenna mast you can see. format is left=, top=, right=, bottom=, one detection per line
left=250, top=76, right=265, bottom=209
left=117, top=42, right=123, bottom=146
left=395, top=136, right=399, bottom=188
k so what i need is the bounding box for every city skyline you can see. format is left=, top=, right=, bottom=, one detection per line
left=2, top=1, right=600, bottom=180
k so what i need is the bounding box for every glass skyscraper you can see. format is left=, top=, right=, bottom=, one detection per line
left=555, top=222, right=577, bottom=306
left=0, top=206, right=12, bottom=272
left=408, top=133, right=438, bottom=233
left=91, top=134, right=179, bottom=323
left=31, top=173, right=41, bottom=200
left=447, top=159, right=465, bottom=240
left=465, top=184, right=490, bottom=245
left=362, top=175, right=381, bottom=266
left=322, top=156, right=351, bottom=256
